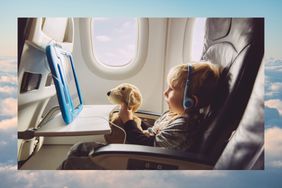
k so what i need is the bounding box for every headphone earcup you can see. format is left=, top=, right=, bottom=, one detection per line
left=183, top=97, right=194, bottom=109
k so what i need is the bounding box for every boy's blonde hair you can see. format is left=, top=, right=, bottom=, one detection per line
left=167, top=62, right=222, bottom=108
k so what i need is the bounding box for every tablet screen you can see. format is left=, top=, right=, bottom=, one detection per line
left=46, top=44, right=83, bottom=124
left=60, top=54, right=80, bottom=109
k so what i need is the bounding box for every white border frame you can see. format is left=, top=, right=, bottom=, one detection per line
left=79, top=18, right=149, bottom=80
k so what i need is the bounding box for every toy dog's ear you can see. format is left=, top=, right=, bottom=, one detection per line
left=128, top=90, right=141, bottom=112
left=127, top=91, right=135, bottom=111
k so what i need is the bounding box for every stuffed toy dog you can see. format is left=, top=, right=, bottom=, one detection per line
left=105, top=83, right=142, bottom=143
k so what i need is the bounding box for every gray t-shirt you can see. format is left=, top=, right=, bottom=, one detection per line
left=149, top=111, right=202, bottom=151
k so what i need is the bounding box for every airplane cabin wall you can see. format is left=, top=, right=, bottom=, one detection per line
left=44, top=18, right=196, bottom=145
left=73, top=18, right=168, bottom=113
left=162, top=18, right=195, bottom=111
left=18, top=17, right=198, bottom=151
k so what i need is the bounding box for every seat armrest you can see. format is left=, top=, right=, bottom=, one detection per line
left=135, top=110, right=161, bottom=123
left=112, top=108, right=161, bottom=124
left=135, top=110, right=161, bottom=117
left=90, top=144, right=213, bottom=170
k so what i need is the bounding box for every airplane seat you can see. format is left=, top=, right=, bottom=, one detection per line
left=214, top=58, right=264, bottom=169
left=18, top=18, right=74, bottom=165
left=60, top=18, right=264, bottom=170
left=195, top=18, right=264, bottom=167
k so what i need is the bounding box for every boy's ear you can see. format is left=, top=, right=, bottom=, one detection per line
left=192, top=95, right=199, bottom=108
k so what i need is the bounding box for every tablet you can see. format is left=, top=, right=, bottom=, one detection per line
left=46, top=44, right=83, bottom=124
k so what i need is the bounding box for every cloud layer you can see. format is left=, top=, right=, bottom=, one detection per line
left=0, top=98, right=17, bottom=116
left=265, top=99, right=282, bottom=116
left=0, top=59, right=17, bottom=73
left=0, top=58, right=17, bottom=164
left=93, top=18, right=137, bottom=66
left=265, top=127, right=282, bottom=168
left=1, top=165, right=282, bottom=188
left=1, top=31, right=282, bottom=188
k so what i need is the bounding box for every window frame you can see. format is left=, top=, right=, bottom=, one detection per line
left=183, top=18, right=206, bottom=62
left=79, top=18, right=149, bottom=80
left=190, top=18, right=206, bottom=61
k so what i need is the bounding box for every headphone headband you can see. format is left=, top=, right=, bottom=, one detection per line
left=183, top=64, right=195, bottom=110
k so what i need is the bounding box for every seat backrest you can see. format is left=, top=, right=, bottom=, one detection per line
left=18, top=18, right=30, bottom=64
left=195, top=18, right=264, bottom=164
left=215, top=60, right=264, bottom=169
left=18, top=18, right=74, bottom=162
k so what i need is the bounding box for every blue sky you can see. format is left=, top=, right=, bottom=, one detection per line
left=1, top=0, right=282, bottom=58
left=1, top=0, right=282, bottom=187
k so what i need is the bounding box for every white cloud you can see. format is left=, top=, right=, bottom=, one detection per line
left=266, top=82, right=282, bottom=97
left=0, top=86, right=16, bottom=95
left=0, top=164, right=16, bottom=171
left=265, top=59, right=282, bottom=72
left=265, top=99, right=282, bottom=116
left=0, top=59, right=17, bottom=72
left=0, top=75, right=17, bottom=83
left=0, top=168, right=230, bottom=188
left=179, top=171, right=226, bottom=177
left=93, top=17, right=109, bottom=21
left=96, top=35, right=111, bottom=42
left=0, top=140, right=7, bottom=147
left=117, top=48, right=131, bottom=58
left=0, top=98, right=17, bottom=116
left=270, top=82, right=282, bottom=92
left=265, top=65, right=282, bottom=72
left=104, top=52, right=115, bottom=57
left=0, top=117, right=17, bottom=130
left=265, top=91, right=274, bottom=97
left=265, top=127, right=282, bottom=168
left=127, top=44, right=135, bottom=51
left=265, top=63, right=282, bottom=71
left=122, top=21, right=133, bottom=28
left=269, top=161, right=282, bottom=168
left=54, top=171, right=226, bottom=188
left=114, top=19, right=136, bottom=34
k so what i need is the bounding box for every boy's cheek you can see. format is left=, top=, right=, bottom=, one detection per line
left=164, top=96, right=169, bottom=104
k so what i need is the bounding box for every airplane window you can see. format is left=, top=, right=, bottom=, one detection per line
left=92, top=18, right=138, bottom=67
left=191, top=18, right=206, bottom=61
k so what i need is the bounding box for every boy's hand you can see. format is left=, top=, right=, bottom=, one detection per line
left=143, top=130, right=154, bottom=137
left=119, top=103, right=133, bottom=123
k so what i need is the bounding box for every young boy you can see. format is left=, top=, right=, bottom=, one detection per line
left=120, top=62, right=223, bottom=151
left=59, top=61, right=225, bottom=169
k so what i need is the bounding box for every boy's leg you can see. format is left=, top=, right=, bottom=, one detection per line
left=58, top=142, right=106, bottom=170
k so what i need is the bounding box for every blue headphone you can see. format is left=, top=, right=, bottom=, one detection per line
left=183, top=64, right=196, bottom=110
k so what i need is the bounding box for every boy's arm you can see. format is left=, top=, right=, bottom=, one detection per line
left=140, top=120, right=153, bottom=130
left=124, top=120, right=155, bottom=146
